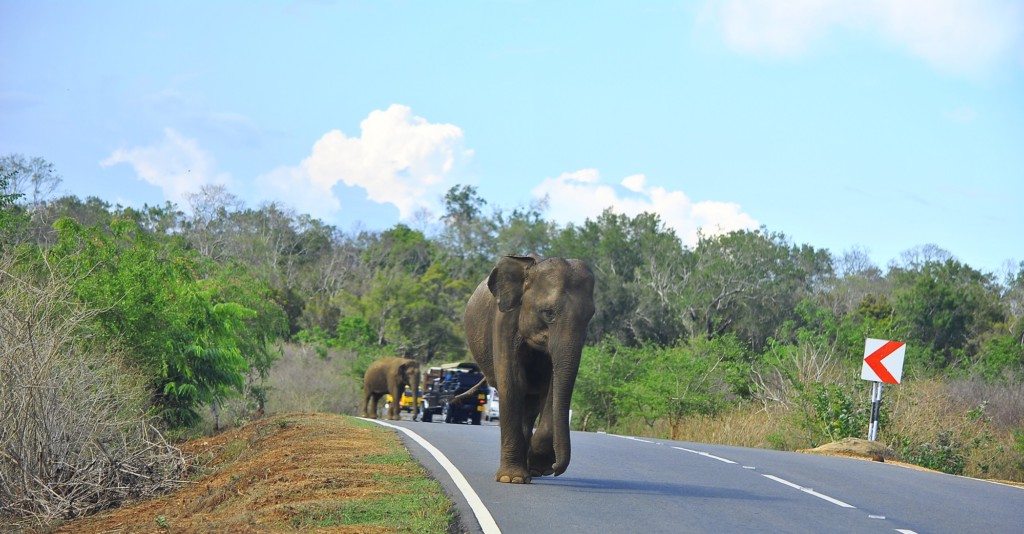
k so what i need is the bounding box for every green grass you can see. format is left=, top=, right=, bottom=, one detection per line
left=294, top=477, right=450, bottom=532
left=292, top=418, right=454, bottom=533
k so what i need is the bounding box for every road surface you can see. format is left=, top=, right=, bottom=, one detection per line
left=373, top=418, right=1024, bottom=534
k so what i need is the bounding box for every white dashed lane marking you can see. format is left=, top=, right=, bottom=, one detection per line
left=617, top=434, right=922, bottom=533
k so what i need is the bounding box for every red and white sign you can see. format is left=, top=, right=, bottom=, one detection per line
left=861, top=338, right=906, bottom=384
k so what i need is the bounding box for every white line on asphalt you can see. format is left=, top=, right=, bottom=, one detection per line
left=895, top=530, right=919, bottom=534
left=607, top=434, right=655, bottom=443
left=363, top=418, right=501, bottom=534
left=762, top=474, right=856, bottom=508
left=672, top=446, right=738, bottom=464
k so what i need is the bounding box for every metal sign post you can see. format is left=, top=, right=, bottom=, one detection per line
left=861, top=338, right=906, bottom=442
left=868, top=381, right=883, bottom=441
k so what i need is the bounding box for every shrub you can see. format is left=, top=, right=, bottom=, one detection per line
left=0, top=252, right=185, bottom=532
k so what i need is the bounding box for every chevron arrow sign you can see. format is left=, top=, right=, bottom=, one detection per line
left=861, top=338, right=906, bottom=384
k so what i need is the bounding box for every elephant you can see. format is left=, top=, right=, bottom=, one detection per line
left=463, top=255, right=595, bottom=483
left=361, top=357, right=420, bottom=421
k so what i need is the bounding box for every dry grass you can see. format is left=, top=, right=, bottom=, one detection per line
left=886, top=379, right=1024, bottom=482
left=265, top=344, right=363, bottom=416
left=629, top=378, right=1024, bottom=483
left=55, top=413, right=454, bottom=533
left=1, top=254, right=186, bottom=532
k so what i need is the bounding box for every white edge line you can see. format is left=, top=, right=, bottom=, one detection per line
left=762, top=474, right=856, bottom=508
left=607, top=434, right=654, bottom=443
left=895, top=530, right=919, bottom=534
left=672, top=446, right=737, bottom=464
left=363, top=418, right=501, bottom=534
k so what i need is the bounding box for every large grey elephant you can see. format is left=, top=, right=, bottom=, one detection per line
left=361, top=357, right=420, bottom=421
left=463, top=255, right=595, bottom=483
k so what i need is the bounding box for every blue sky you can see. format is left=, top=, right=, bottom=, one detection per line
left=3, top=0, right=1022, bottom=275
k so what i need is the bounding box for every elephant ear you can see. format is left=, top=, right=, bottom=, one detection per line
left=487, top=255, right=536, bottom=313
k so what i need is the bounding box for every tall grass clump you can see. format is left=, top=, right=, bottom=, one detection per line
left=0, top=251, right=185, bottom=532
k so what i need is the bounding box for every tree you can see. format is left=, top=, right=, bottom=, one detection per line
left=625, top=213, right=689, bottom=344
left=184, top=184, right=244, bottom=261
left=47, top=217, right=260, bottom=429
left=207, top=261, right=289, bottom=418
left=551, top=209, right=687, bottom=345
left=0, top=169, right=25, bottom=241
left=493, top=197, right=554, bottom=257
left=346, top=261, right=467, bottom=363
left=890, top=258, right=1006, bottom=371
left=817, top=247, right=889, bottom=318
left=438, top=185, right=496, bottom=282
left=0, top=154, right=62, bottom=206
left=680, top=228, right=832, bottom=352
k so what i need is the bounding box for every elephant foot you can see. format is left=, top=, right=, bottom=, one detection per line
left=528, top=451, right=556, bottom=477
left=495, top=467, right=532, bottom=484
left=529, top=466, right=555, bottom=477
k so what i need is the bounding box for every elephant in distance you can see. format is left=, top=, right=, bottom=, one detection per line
left=361, top=357, right=420, bottom=421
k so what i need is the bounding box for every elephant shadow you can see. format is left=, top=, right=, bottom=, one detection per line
left=533, top=475, right=782, bottom=502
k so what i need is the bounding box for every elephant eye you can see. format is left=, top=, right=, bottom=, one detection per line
left=540, top=308, right=556, bottom=323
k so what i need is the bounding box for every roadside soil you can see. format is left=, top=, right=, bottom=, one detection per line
left=54, top=412, right=440, bottom=533
left=799, top=437, right=1024, bottom=488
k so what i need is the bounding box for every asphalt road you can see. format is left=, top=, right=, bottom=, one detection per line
left=377, top=418, right=1024, bottom=534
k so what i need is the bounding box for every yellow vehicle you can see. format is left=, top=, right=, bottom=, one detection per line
left=400, top=387, right=421, bottom=412
left=384, top=387, right=421, bottom=413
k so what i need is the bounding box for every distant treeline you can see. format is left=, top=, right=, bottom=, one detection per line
left=2, top=155, right=1022, bottom=432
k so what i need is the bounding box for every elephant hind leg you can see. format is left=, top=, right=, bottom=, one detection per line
left=361, top=391, right=371, bottom=418
left=367, top=394, right=381, bottom=419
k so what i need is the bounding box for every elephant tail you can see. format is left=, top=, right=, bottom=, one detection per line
left=450, top=378, right=488, bottom=405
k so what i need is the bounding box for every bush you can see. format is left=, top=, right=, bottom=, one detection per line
left=795, top=382, right=871, bottom=446
left=0, top=252, right=185, bottom=532
left=897, top=431, right=968, bottom=475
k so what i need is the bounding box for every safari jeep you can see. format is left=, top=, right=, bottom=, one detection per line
left=420, top=364, right=487, bottom=424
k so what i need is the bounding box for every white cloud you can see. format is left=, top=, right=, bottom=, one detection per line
left=533, top=170, right=759, bottom=247
left=101, top=128, right=229, bottom=205
left=257, top=104, right=473, bottom=221
left=702, top=0, right=1023, bottom=73
left=621, top=174, right=647, bottom=193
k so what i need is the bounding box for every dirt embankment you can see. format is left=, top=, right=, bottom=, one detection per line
left=55, top=413, right=441, bottom=533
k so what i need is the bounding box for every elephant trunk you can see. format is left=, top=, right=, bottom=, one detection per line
left=550, top=336, right=584, bottom=476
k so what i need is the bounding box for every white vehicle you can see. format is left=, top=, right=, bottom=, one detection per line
left=484, top=387, right=500, bottom=421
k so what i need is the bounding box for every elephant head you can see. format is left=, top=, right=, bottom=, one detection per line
left=465, top=255, right=595, bottom=483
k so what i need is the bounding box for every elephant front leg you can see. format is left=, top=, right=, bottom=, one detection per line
left=496, top=415, right=532, bottom=484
